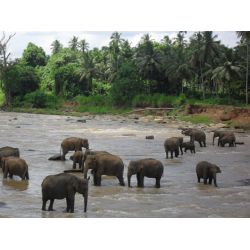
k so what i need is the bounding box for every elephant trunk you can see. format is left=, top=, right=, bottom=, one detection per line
left=84, top=164, right=89, bottom=179
left=213, top=135, right=216, bottom=146
left=84, top=191, right=88, bottom=212
left=213, top=173, right=218, bottom=187
left=127, top=172, right=132, bottom=188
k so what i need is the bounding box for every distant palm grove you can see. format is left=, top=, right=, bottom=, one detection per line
left=0, top=31, right=250, bottom=109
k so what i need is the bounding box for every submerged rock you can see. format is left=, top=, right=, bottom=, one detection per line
left=122, top=134, right=136, bottom=137
left=48, top=154, right=63, bottom=161
left=146, top=135, right=154, bottom=139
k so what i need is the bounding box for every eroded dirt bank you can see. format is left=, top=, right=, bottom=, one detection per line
left=185, top=104, right=250, bottom=124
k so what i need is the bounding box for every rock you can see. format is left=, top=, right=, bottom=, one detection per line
left=122, top=134, right=136, bottom=137
left=77, top=120, right=86, bottom=123
left=235, top=142, right=244, bottom=144
left=15, top=126, right=20, bottom=128
left=234, top=125, right=245, bottom=130
left=13, top=118, right=17, bottom=120
left=25, top=149, right=35, bottom=151
left=146, top=135, right=154, bottom=139
left=48, top=154, right=63, bottom=161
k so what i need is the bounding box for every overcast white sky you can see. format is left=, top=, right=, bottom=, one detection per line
left=4, top=31, right=240, bottom=58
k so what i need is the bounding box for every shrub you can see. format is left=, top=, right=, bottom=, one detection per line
left=24, top=90, right=47, bottom=108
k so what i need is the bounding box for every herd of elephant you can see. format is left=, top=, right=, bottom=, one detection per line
left=0, top=128, right=236, bottom=214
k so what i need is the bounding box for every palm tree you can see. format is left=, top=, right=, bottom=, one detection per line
left=77, top=53, right=98, bottom=95
left=212, top=48, right=243, bottom=105
left=51, top=40, right=63, bottom=54
left=110, top=32, right=125, bottom=72
left=161, top=35, right=172, bottom=45
left=78, top=39, right=89, bottom=53
left=134, top=41, right=163, bottom=96
left=165, top=48, right=193, bottom=94
left=173, top=33, right=187, bottom=49
left=68, top=36, right=79, bottom=51
left=236, top=31, right=250, bottom=106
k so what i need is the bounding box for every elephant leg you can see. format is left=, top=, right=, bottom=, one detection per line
left=170, top=151, right=173, bottom=159
left=42, top=198, right=47, bottom=211
left=204, top=178, right=208, bottom=185
left=25, top=171, right=29, bottom=180
left=66, top=198, right=70, bottom=212
left=69, top=199, right=75, bottom=213
left=199, top=141, right=203, bottom=147
left=73, top=162, right=76, bottom=169
left=116, top=173, right=125, bottom=186
left=214, top=179, right=218, bottom=187
left=139, top=175, right=144, bottom=188
left=79, top=162, right=82, bottom=169
left=175, top=149, right=178, bottom=158
left=203, top=141, right=206, bottom=147
left=165, top=150, right=168, bottom=159
left=155, top=177, right=161, bottom=188
left=48, top=199, right=54, bottom=211
left=61, top=149, right=67, bottom=161
left=93, top=174, right=98, bottom=185
left=136, top=173, right=140, bottom=187
left=184, top=148, right=187, bottom=152
left=209, top=177, right=212, bottom=184
left=96, top=175, right=102, bottom=186
left=197, top=175, right=200, bottom=183
left=9, top=173, right=13, bottom=178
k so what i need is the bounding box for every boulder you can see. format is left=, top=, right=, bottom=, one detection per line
left=146, top=135, right=154, bottom=139
left=48, top=154, right=63, bottom=161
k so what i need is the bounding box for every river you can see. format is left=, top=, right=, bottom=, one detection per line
left=0, top=111, right=249, bottom=218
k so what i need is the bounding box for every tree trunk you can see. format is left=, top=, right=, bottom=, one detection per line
left=246, top=41, right=249, bottom=106
left=228, top=82, right=231, bottom=105
left=200, top=62, right=205, bottom=102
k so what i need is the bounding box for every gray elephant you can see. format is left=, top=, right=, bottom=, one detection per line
left=0, top=147, right=20, bottom=168
left=41, top=173, right=89, bottom=213
left=127, top=158, right=163, bottom=188
left=164, top=137, right=183, bottom=159
left=182, top=129, right=206, bottom=147
left=182, top=142, right=195, bottom=153
left=196, top=161, right=221, bottom=187
left=70, top=151, right=85, bottom=169
left=84, top=154, right=125, bottom=186
left=212, top=131, right=234, bottom=146
left=61, top=137, right=89, bottom=160
left=1, top=156, right=29, bottom=180
left=221, top=135, right=236, bottom=147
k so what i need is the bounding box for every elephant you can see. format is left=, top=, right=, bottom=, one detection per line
left=61, top=137, right=89, bottom=160
left=0, top=148, right=20, bottom=168
left=182, top=129, right=206, bottom=147
left=70, top=151, right=85, bottom=169
left=212, top=131, right=235, bottom=146
left=182, top=142, right=195, bottom=153
left=127, top=158, right=164, bottom=188
left=82, top=150, right=110, bottom=173
left=221, top=135, right=236, bottom=147
left=196, top=161, right=221, bottom=187
left=164, top=137, right=183, bottom=159
left=84, top=154, right=125, bottom=186
left=41, top=173, right=89, bottom=213
left=1, top=156, right=29, bottom=180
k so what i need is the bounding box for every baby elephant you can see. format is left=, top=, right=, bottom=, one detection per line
left=196, top=161, right=221, bottom=187
left=1, top=156, right=29, bottom=180
left=41, top=173, right=89, bottom=213
left=221, top=135, right=236, bottom=147
left=127, top=158, right=164, bottom=188
left=182, top=142, right=195, bottom=153
left=70, top=151, right=84, bottom=169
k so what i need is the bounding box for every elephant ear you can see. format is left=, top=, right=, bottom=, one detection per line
left=73, top=179, right=81, bottom=191
left=203, top=165, right=209, bottom=176
left=138, top=165, right=145, bottom=172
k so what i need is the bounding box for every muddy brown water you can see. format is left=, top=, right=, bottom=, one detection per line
left=0, top=111, right=250, bottom=218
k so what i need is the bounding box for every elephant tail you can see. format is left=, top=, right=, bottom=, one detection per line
left=22, top=163, right=28, bottom=180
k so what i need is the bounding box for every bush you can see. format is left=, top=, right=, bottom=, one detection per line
left=24, top=90, right=47, bottom=108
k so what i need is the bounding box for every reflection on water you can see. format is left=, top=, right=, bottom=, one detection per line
left=0, top=111, right=250, bottom=218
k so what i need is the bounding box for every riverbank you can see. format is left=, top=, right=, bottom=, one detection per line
left=1, top=102, right=250, bottom=132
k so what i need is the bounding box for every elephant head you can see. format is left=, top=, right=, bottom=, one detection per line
left=84, top=155, right=97, bottom=179
left=77, top=138, right=89, bottom=150
left=127, top=161, right=145, bottom=188
left=203, top=164, right=221, bottom=187
left=73, top=177, right=90, bottom=212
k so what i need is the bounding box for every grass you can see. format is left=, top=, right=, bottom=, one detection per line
left=178, top=115, right=214, bottom=125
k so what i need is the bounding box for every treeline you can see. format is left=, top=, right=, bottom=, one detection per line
left=0, top=31, right=249, bottom=108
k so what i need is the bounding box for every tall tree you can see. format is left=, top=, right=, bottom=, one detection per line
left=78, top=39, right=89, bottom=53
left=51, top=40, right=63, bottom=54
left=68, top=36, right=79, bottom=51
left=236, top=31, right=250, bottom=106
left=212, top=48, right=243, bottom=104
left=0, top=32, right=16, bottom=106
left=134, top=40, right=163, bottom=96
left=109, top=32, right=124, bottom=72
left=77, top=53, right=97, bottom=95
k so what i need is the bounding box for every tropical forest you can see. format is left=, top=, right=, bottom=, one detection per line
left=0, top=31, right=250, bottom=121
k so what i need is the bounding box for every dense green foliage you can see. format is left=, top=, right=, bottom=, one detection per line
left=1, top=31, right=250, bottom=109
